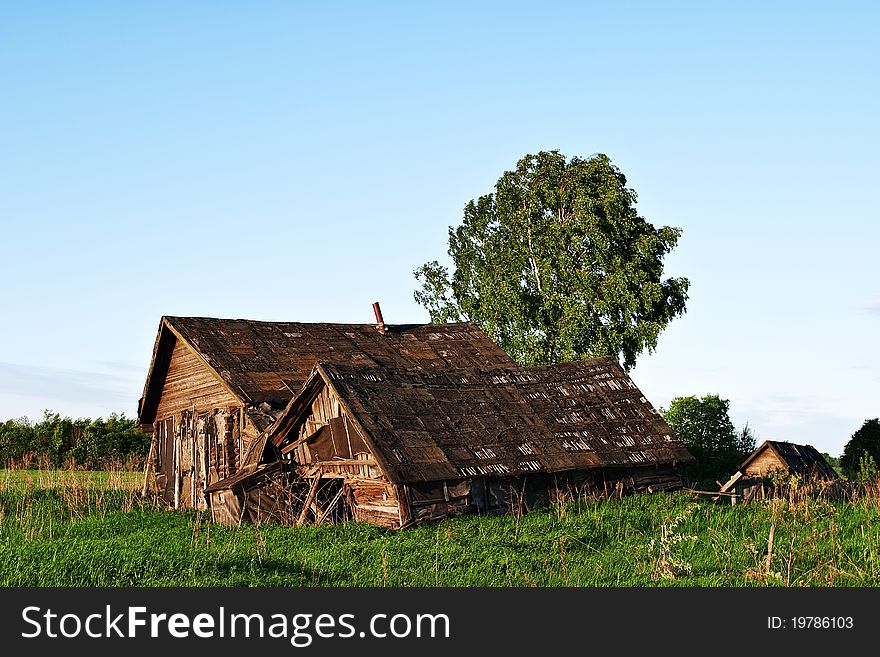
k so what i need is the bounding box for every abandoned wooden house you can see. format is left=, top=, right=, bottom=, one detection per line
left=138, top=309, right=693, bottom=528
left=137, top=312, right=513, bottom=509
left=717, top=440, right=839, bottom=503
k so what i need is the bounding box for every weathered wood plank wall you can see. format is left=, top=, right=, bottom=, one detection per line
left=743, top=450, right=785, bottom=478
left=151, top=406, right=248, bottom=509
left=147, top=336, right=253, bottom=509
left=156, top=338, right=240, bottom=420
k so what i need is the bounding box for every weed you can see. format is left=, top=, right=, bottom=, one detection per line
left=648, top=503, right=697, bottom=580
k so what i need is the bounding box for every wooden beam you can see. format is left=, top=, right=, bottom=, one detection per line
left=316, top=487, right=346, bottom=524
left=173, top=429, right=180, bottom=509
left=685, top=488, right=737, bottom=497
left=190, top=411, right=197, bottom=507
left=297, top=474, right=322, bottom=525
left=317, top=458, right=378, bottom=467
left=395, top=484, right=411, bottom=527
left=141, top=436, right=156, bottom=497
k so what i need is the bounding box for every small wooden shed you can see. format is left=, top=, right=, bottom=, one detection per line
left=718, top=440, right=839, bottom=503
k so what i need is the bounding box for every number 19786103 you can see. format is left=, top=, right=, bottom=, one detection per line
left=768, top=616, right=853, bottom=630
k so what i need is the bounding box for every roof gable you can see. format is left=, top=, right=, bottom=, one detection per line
left=741, top=440, right=839, bottom=480
left=154, top=334, right=241, bottom=420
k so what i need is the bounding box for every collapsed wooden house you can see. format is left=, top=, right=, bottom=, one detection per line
left=137, top=313, right=513, bottom=509
left=138, top=310, right=693, bottom=528
left=717, top=440, right=839, bottom=504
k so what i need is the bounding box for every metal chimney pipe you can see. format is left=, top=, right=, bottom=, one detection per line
left=372, top=302, right=386, bottom=334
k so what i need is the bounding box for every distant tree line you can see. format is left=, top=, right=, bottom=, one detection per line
left=0, top=411, right=150, bottom=470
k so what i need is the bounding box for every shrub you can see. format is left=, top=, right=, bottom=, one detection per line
left=0, top=411, right=149, bottom=470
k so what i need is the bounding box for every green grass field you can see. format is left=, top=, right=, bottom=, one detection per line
left=0, top=468, right=142, bottom=491
left=1, top=474, right=879, bottom=587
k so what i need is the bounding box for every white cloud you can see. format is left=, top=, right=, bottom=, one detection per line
left=862, top=301, right=880, bottom=315
left=0, top=361, right=139, bottom=418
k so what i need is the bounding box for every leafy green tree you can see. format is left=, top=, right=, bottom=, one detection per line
left=840, top=418, right=880, bottom=479
left=414, top=150, right=689, bottom=368
left=820, top=452, right=844, bottom=478
left=32, top=411, right=67, bottom=467
left=661, top=394, right=755, bottom=488
left=0, top=417, right=34, bottom=464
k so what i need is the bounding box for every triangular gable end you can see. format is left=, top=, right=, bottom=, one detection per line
left=138, top=317, right=248, bottom=427
left=267, top=364, right=403, bottom=485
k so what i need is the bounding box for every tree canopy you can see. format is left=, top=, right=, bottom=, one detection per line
left=661, top=394, right=755, bottom=488
left=840, top=418, right=880, bottom=479
left=414, top=150, right=689, bottom=368
left=0, top=411, right=150, bottom=469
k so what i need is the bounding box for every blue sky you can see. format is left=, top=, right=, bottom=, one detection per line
left=1, top=2, right=877, bottom=456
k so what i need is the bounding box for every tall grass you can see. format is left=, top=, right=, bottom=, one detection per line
left=2, top=474, right=880, bottom=587
left=1, top=467, right=142, bottom=492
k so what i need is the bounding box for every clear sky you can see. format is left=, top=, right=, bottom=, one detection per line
left=1, top=2, right=877, bottom=456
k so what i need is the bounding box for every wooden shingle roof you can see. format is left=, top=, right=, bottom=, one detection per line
left=271, top=356, right=693, bottom=483
left=138, top=316, right=514, bottom=425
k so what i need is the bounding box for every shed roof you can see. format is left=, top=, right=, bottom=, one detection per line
left=138, top=315, right=514, bottom=425
left=269, top=356, right=693, bottom=483
left=742, top=440, right=839, bottom=480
